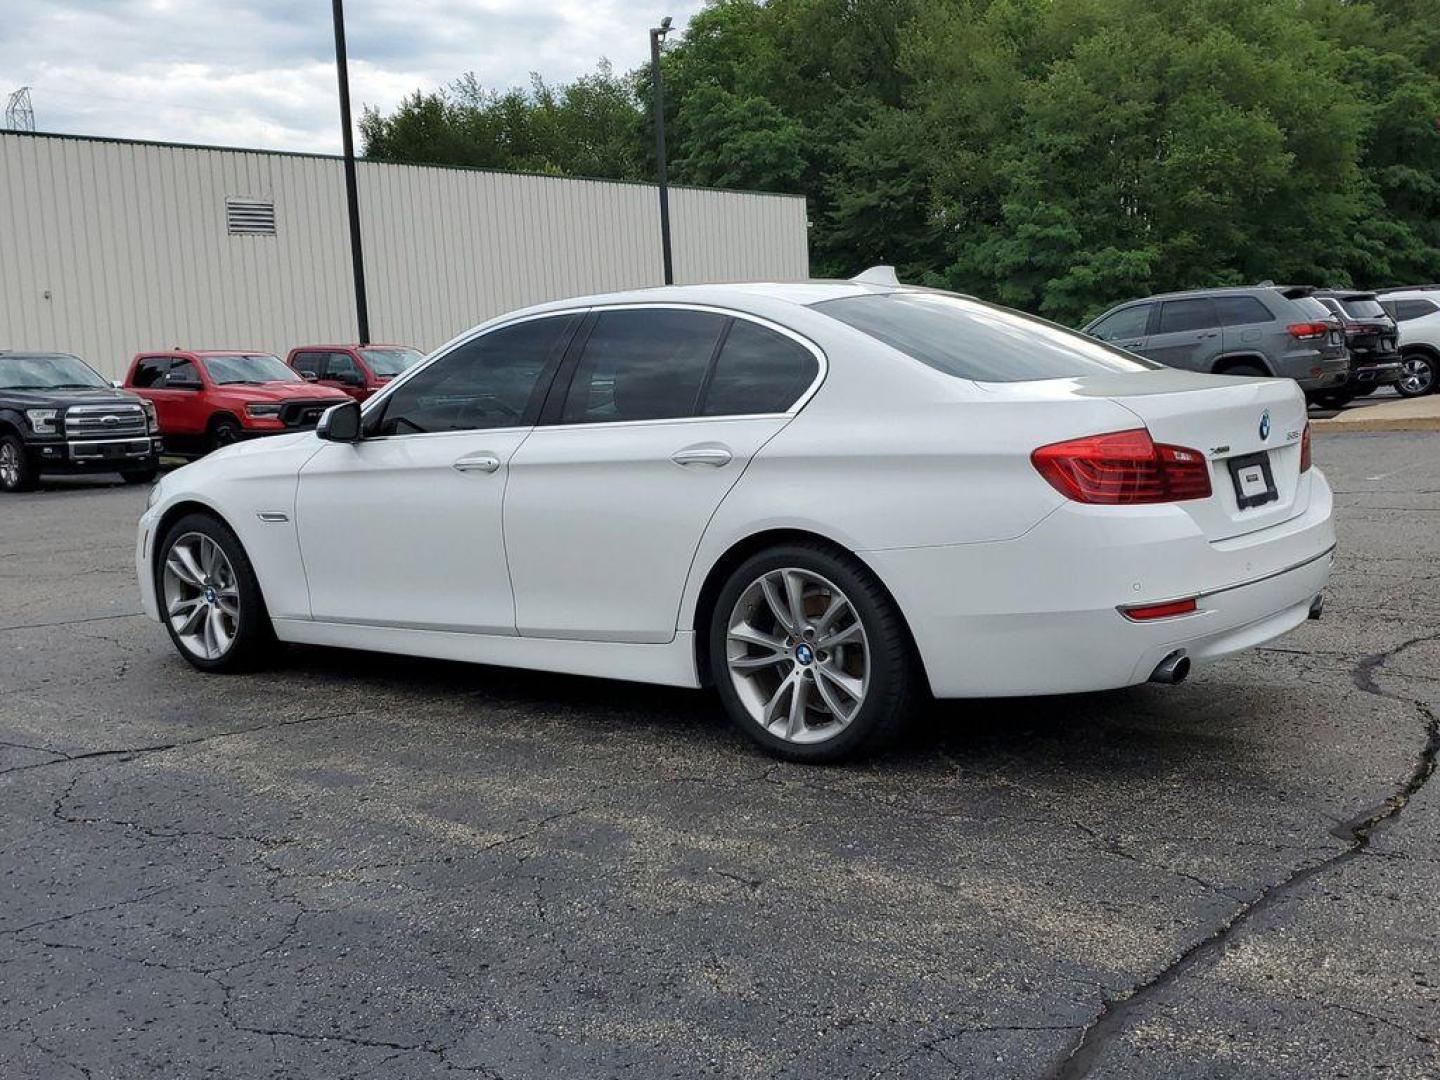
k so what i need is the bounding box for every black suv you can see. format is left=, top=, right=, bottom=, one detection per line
left=1311, top=290, right=1404, bottom=407
left=0, top=352, right=161, bottom=493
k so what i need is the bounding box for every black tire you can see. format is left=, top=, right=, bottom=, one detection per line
left=1396, top=352, right=1436, bottom=398
left=0, top=432, right=38, bottom=493
left=709, top=541, right=919, bottom=763
left=155, top=511, right=275, bottom=673
left=1352, top=384, right=1377, bottom=397
left=208, top=415, right=243, bottom=453
left=1313, top=391, right=1354, bottom=410
left=121, top=467, right=159, bottom=485
left=1220, top=363, right=1268, bottom=378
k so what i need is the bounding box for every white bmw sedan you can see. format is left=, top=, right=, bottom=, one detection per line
left=137, top=272, right=1334, bottom=761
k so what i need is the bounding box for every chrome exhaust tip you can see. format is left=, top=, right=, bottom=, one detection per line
left=1149, top=650, right=1191, bottom=685
left=1308, top=595, right=1324, bottom=621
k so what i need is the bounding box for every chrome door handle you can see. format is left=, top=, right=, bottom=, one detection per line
left=671, top=446, right=733, bottom=468
left=452, top=453, right=501, bottom=474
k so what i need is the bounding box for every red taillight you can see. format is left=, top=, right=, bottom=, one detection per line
left=1287, top=322, right=1330, bottom=340
left=1120, top=597, right=1198, bottom=621
left=1300, top=420, right=1311, bottom=473
left=1031, top=428, right=1213, bottom=505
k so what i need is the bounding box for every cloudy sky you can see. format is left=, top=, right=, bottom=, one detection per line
left=1, top=0, right=706, bottom=154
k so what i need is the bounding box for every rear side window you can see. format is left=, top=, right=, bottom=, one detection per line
left=291, top=352, right=324, bottom=378
left=131, top=357, right=172, bottom=387
left=1214, top=296, right=1273, bottom=326
left=1383, top=298, right=1438, bottom=322
left=560, top=309, right=727, bottom=423
left=814, top=292, right=1154, bottom=382
left=1157, top=298, right=1218, bottom=333
left=375, top=315, right=575, bottom=435
left=700, top=320, right=818, bottom=416
left=1088, top=304, right=1151, bottom=343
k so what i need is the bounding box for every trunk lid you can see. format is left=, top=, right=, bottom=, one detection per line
left=980, top=368, right=1311, bottom=541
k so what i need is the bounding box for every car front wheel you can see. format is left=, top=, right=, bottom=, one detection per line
left=710, top=542, right=918, bottom=762
left=157, top=513, right=273, bottom=672
left=0, top=434, right=37, bottom=493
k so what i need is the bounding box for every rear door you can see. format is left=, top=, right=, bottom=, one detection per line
left=1147, top=298, right=1223, bottom=372
left=1216, top=294, right=1277, bottom=362
left=503, top=307, right=820, bottom=643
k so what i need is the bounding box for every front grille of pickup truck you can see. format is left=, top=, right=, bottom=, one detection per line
left=64, top=403, right=148, bottom=440
left=278, top=400, right=339, bottom=429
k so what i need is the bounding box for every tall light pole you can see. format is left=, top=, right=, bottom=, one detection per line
left=649, top=16, right=674, bottom=286
left=332, top=0, right=370, bottom=344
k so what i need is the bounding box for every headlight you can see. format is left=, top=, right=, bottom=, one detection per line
left=245, top=403, right=283, bottom=418
left=140, top=399, right=158, bottom=433
left=24, top=408, right=59, bottom=435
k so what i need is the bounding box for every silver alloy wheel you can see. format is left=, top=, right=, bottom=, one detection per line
left=726, top=567, right=870, bottom=744
left=1399, top=356, right=1434, bottom=396
left=0, top=442, right=18, bottom=489
left=162, top=532, right=241, bottom=660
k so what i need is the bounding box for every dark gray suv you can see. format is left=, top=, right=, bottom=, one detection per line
left=1083, top=286, right=1349, bottom=397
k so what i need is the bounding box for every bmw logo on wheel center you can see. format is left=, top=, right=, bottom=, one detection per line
left=794, top=643, right=815, bottom=666
left=1259, top=409, right=1271, bottom=441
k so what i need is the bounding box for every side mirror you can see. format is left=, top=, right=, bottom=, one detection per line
left=317, top=400, right=362, bottom=442
left=111, top=379, right=124, bottom=389
left=300, top=370, right=319, bottom=382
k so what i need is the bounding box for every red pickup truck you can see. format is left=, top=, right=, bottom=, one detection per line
left=285, top=344, right=425, bottom=401
left=124, top=350, right=350, bottom=456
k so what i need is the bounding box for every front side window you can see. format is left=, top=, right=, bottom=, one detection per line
left=166, top=360, right=201, bottom=386
left=360, top=347, right=424, bottom=376
left=814, top=292, right=1155, bottom=383
left=374, top=315, right=576, bottom=436
left=291, top=352, right=325, bottom=378
left=1088, top=304, right=1151, bottom=342
left=203, top=353, right=300, bottom=385
left=559, top=309, right=727, bottom=424
left=1214, top=296, right=1274, bottom=326
left=325, top=352, right=363, bottom=384
left=0, top=353, right=109, bottom=390
left=700, top=320, right=818, bottom=416
left=1157, top=298, right=1218, bottom=334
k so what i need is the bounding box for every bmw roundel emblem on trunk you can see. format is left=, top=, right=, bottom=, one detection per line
left=1259, top=409, right=1271, bottom=441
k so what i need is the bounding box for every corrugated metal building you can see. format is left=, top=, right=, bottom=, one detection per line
left=0, top=131, right=810, bottom=380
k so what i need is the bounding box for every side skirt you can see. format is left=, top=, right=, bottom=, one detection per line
left=271, top=618, right=702, bottom=689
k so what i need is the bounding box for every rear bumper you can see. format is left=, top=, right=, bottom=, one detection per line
left=863, top=470, right=1335, bottom=698
left=1346, top=359, right=1403, bottom=387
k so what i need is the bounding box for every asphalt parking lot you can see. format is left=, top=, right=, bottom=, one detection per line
left=1, top=432, right=1437, bottom=1079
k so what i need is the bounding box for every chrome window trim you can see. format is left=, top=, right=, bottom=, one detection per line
left=355, top=302, right=829, bottom=443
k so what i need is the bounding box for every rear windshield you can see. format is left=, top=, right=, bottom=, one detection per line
left=1290, top=296, right=1333, bottom=320
left=1340, top=297, right=1387, bottom=320
left=360, top=347, right=424, bottom=376
left=813, top=291, right=1157, bottom=382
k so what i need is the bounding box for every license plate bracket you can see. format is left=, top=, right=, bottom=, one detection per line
left=1228, top=451, right=1277, bottom=510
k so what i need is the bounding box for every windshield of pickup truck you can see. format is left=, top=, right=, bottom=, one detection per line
left=203, top=353, right=302, bottom=385
left=359, top=347, right=424, bottom=376
left=0, top=353, right=109, bottom=390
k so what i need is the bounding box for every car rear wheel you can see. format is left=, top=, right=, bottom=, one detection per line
left=0, top=434, right=37, bottom=493
left=157, top=513, right=273, bottom=672
left=710, top=543, right=918, bottom=762
left=1396, top=353, right=1435, bottom=398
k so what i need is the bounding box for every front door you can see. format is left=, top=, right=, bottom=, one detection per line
left=295, top=314, right=578, bottom=632
left=504, top=307, right=821, bottom=643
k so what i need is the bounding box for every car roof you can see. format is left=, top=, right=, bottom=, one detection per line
left=289, top=343, right=412, bottom=350
left=137, top=349, right=276, bottom=357
left=506, top=279, right=895, bottom=321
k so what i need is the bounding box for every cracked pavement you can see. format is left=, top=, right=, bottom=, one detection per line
left=1, top=431, right=1437, bottom=1079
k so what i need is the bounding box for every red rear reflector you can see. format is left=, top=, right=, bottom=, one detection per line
left=1287, top=322, right=1330, bottom=340
left=1031, top=428, right=1213, bottom=505
left=1121, top=598, right=1198, bottom=621
left=1300, top=420, right=1312, bottom=472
